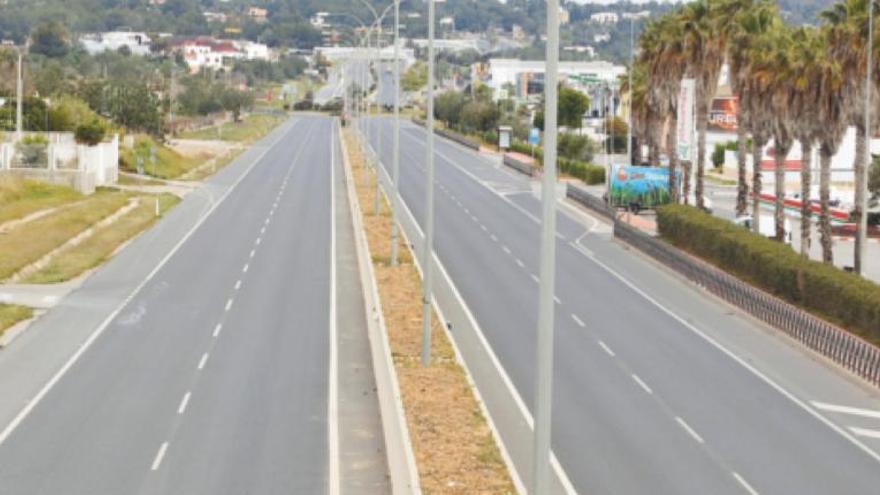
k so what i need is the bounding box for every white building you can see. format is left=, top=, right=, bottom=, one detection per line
left=487, top=58, right=625, bottom=101
left=172, top=38, right=243, bottom=72
left=234, top=40, right=272, bottom=61
left=80, top=31, right=152, bottom=56
left=590, top=12, right=620, bottom=24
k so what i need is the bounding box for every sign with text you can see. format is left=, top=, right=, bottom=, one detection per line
left=708, top=97, right=738, bottom=134
left=676, top=79, right=696, bottom=162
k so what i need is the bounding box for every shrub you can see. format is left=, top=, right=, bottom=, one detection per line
left=711, top=143, right=726, bottom=170
left=75, top=120, right=106, bottom=146
left=657, top=204, right=880, bottom=345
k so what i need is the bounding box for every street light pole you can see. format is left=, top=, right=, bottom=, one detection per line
left=627, top=15, right=635, bottom=165
left=857, top=0, right=874, bottom=275
left=420, top=0, right=437, bottom=366
left=390, top=0, right=402, bottom=266
left=16, top=50, right=23, bottom=141
left=533, top=0, right=560, bottom=492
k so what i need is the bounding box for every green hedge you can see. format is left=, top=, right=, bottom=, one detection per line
left=509, top=141, right=605, bottom=185
left=657, top=204, right=880, bottom=345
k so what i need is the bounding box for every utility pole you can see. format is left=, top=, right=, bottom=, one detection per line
left=420, top=0, right=437, bottom=366
left=533, top=0, right=560, bottom=492
left=16, top=50, right=24, bottom=141
left=390, top=0, right=402, bottom=266
left=857, top=0, right=874, bottom=275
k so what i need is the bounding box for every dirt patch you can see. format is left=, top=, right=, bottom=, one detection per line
left=344, top=129, right=514, bottom=494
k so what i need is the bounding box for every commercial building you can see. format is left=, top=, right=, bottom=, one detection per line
left=486, top=58, right=626, bottom=102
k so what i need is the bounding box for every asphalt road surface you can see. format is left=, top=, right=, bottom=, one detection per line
left=368, top=117, right=880, bottom=495
left=0, top=116, right=380, bottom=494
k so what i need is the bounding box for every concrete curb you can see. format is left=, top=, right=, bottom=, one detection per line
left=338, top=123, right=422, bottom=495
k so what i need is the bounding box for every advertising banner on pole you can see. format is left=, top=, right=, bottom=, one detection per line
left=708, top=96, right=738, bottom=133
left=677, top=78, right=696, bottom=162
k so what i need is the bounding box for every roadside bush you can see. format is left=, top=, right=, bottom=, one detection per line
left=657, top=204, right=880, bottom=345
left=711, top=143, right=726, bottom=170
left=510, top=140, right=604, bottom=184
left=74, top=119, right=106, bottom=146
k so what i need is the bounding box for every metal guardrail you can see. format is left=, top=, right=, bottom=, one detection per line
left=567, top=183, right=880, bottom=388
left=502, top=155, right=535, bottom=177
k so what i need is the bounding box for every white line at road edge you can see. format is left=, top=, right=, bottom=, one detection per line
left=850, top=427, right=880, bottom=439
left=151, top=442, right=169, bottom=471
left=0, top=118, right=299, bottom=447
left=811, top=401, right=880, bottom=419
left=328, top=119, right=340, bottom=495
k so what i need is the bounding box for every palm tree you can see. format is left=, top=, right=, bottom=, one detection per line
left=823, top=0, right=879, bottom=269
left=679, top=0, right=727, bottom=210
left=722, top=0, right=779, bottom=218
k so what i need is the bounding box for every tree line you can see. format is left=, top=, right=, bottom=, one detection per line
left=630, top=0, right=877, bottom=268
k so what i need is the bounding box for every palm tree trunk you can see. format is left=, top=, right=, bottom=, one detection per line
left=774, top=138, right=791, bottom=242
left=819, top=144, right=833, bottom=263
left=683, top=161, right=692, bottom=204
left=695, top=103, right=708, bottom=210
left=667, top=115, right=679, bottom=203
left=853, top=123, right=867, bottom=273
left=800, top=141, right=812, bottom=257
left=751, top=137, right=764, bottom=235
left=633, top=136, right=644, bottom=165
left=736, top=113, right=749, bottom=216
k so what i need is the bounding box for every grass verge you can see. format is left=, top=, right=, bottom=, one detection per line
left=182, top=148, right=243, bottom=182
left=0, top=304, right=33, bottom=338
left=22, top=194, right=180, bottom=284
left=0, top=190, right=130, bottom=281
left=0, top=177, right=83, bottom=226
left=120, top=135, right=205, bottom=180
left=344, top=128, right=514, bottom=493
left=178, top=114, right=284, bottom=143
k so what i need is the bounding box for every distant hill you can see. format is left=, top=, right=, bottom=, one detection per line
left=777, top=0, right=838, bottom=25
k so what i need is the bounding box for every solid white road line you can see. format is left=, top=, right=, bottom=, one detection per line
left=224, top=298, right=233, bottom=312
left=850, top=427, right=880, bottom=439
left=234, top=280, right=242, bottom=290
left=0, top=119, right=301, bottom=448
left=197, top=353, right=209, bottom=370
left=571, top=314, right=585, bottom=327
left=732, top=472, right=760, bottom=495
left=599, top=341, right=615, bottom=357
left=151, top=442, right=169, bottom=471
left=177, top=392, right=191, bottom=414
left=811, top=401, right=880, bottom=420
left=631, top=374, right=653, bottom=395
left=212, top=323, right=222, bottom=338
left=675, top=416, right=705, bottom=444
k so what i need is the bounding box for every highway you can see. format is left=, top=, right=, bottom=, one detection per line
left=0, top=116, right=387, bottom=494
left=368, top=116, right=880, bottom=494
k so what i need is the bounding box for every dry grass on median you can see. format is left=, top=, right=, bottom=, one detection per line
left=22, top=194, right=180, bottom=284
left=0, top=304, right=33, bottom=338
left=0, top=177, right=83, bottom=226
left=344, top=129, right=515, bottom=494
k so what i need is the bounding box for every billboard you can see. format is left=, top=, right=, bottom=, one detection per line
left=708, top=97, right=738, bottom=134
left=676, top=79, right=696, bottom=162
left=608, top=166, right=679, bottom=209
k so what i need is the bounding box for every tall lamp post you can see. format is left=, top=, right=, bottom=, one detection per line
left=390, top=0, right=402, bottom=266
left=420, top=0, right=437, bottom=366
left=16, top=48, right=24, bottom=141
left=533, top=0, right=560, bottom=492
left=857, top=1, right=874, bottom=275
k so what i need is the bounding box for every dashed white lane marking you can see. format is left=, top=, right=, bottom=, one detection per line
left=515, top=258, right=525, bottom=268
left=571, top=314, right=585, bottom=327
left=502, top=246, right=512, bottom=255
left=530, top=274, right=540, bottom=283
left=631, top=374, right=653, bottom=394
left=811, top=401, right=880, bottom=419
left=464, top=207, right=470, bottom=214
left=599, top=340, right=615, bottom=357
left=554, top=295, right=561, bottom=305
left=480, top=224, right=488, bottom=232
left=264, top=218, right=270, bottom=226
left=675, top=416, right=704, bottom=444
left=249, top=249, right=255, bottom=258
left=850, top=427, right=880, bottom=439
left=213, top=323, right=222, bottom=337
left=197, top=353, right=209, bottom=370
left=243, top=263, right=249, bottom=273
left=234, top=280, right=242, bottom=290
left=490, top=234, right=498, bottom=242
left=733, top=472, right=760, bottom=495
left=151, top=442, right=169, bottom=471
left=260, top=226, right=266, bottom=235
left=225, top=298, right=233, bottom=312
left=256, top=237, right=262, bottom=245
left=178, top=392, right=191, bottom=414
